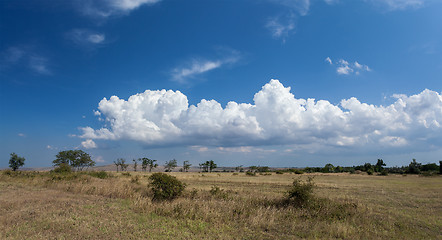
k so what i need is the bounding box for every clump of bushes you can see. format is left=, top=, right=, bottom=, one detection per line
left=245, top=171, right=256, bottom=176
left=52, top=163, right=72, bottom=173
left=209, top=185, right=229, bottom=200
left=87, top=171, right=109, bottom=179
left=286, top=177, right=315, bottom=207
left=275, top=171, right=284, bottom=174
left=148, top=173, right=186, bottom=201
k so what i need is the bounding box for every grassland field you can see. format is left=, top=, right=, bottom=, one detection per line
left=0, top=170, right=441, bottom=239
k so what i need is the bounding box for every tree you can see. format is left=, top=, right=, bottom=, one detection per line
left=235, top=165, right=243, bottom=172
left=183, top=160, right=191, bottom=172
left=375, top=159, right=386, bottom=172
left=53, top=150, right=95, bottom=171
left=322, top=163, right=335, bottom=173
left=363, top=163, right=374, bottom=172
left=208, top=160, right=217, bottom=172
left=164, top=159, right=177, bottom=172
left=119, top=158, right=128, bottom=172
left=140, top=158, right=158, bottom=172
left=9, top=153, right=25, bottom=171
left=114, top=159, right=121, bottom=172
left=407, top=159, right=421, bottom=174
left=133, top=159, right=138, bottom=172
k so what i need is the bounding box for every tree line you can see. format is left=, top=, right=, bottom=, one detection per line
left=6, top=151, right=442, bottom=175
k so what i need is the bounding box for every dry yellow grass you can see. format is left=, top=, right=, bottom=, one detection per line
left=1, top=171, right=441, bottom=239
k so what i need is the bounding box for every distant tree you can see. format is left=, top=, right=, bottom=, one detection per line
left=165, top=159, right=177, bottom=172
left=114, top=159, right=121, bottom=172
left=421, top=163, right=438, bottom=172
left=9, top=153, right=25, bottom=171
left=363, top=163, right=374, bottom=172
left=119, top=158, right=128, bottom=172
left=53, top=150, right=95, bottom=171
left=235, top=165, right=243, bottom=172
left=375, top=159, right=386, bottom=172
left=183, top=160, right=191, bottom=172
left=208, top=160, right=217, bottom=173
left=322, top=163, right=335, bottom=173
left=133, top=159, right=138, bottom=172
left=249, top=166, right=258, bottom=173
left=407, top=159, right=421, bottom=174
left=146, top=158, right=158, bottom=172
left=200, top=160, right=216, bottom=172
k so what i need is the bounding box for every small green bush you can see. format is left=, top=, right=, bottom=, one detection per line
left=366, top=169, right=374, bottom=175
left=52, top=163, right=72, bottom=173
left=121, top=172, right=131, bottom=176
left=148, top=173, right=186, bottom=201
left=245, top=171, right=256, bottom=176
left=275, top=171, right=284, bottom=174
left=379, top=169, right=388, bottom=176
left=87, top=171, right=109, bottom=179
left=286, top=177, right=315, bottom=207
left=294, top=169, right=304, bottom=174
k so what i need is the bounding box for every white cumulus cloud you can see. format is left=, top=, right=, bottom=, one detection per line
left=81, top=139, right=98, bottom=149
left=80, top=79, right=442, bottom=155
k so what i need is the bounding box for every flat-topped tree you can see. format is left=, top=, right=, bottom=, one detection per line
left=183, top=160, right=191, bottom=172
left=164, top=159, right=177, bottom=172
left=140, top=157, right=158, bottom=172
left=53, top=150, right=94, bottom=171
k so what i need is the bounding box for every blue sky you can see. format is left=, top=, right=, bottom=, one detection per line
left=1, top=0, right=441, bottom=168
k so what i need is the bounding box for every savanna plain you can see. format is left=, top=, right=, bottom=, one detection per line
left=0, top=170, right=441, bottom=239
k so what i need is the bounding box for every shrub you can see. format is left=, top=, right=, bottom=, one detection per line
left=52, top=163, right=72, bottom=173
left=148, top=173, right=186, bottom=201
left=131, top=175, right=140, bottom=184
left=87, top=171, right=109, bottom=179
left=245, top=171, right=256, bottom=176
left=286, top=177, right=315, bottom=207
left=294, top=169, right=304, bottom=174
left=209, top=185, right=229, bottom=199
left=275, top=171, right=284, bottom=174
left=379, top=169, right=388, bottom=176
left=367, top=169, right=374, bottom=175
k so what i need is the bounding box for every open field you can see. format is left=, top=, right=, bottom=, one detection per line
left=1, top=171, right=441, bottom=239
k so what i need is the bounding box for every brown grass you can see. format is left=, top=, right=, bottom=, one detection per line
left=1, top=171, right=441, bottom=239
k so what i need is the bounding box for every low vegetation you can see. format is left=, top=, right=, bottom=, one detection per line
left=1, top=169, right=441, bottom=239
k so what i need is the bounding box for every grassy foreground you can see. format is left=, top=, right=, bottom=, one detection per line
left=0, top=171, right=441, bottom=239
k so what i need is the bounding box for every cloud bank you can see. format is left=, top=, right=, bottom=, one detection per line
left=80, top=80, right=442, bottom=154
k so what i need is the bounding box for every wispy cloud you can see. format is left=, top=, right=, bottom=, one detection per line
left=367, top=0, right=424, bottom=10
left=171, top=49, right=240, bottom=83
left=272, top=0, right=310, bottom=16
left=1, top=46, right=52, bottom=75
left=172, top=60, right=222, bottom=83
left=66, top=29, right=106, bottom=48
left=29, top=56, right=51, bottom=75
left=266, top=0, right=310, bottom=42
left=326, top=57, right=371, bottom=75
left=266, top=15, right=295, bottom=42
left=77, top=0, right=161, bottom=18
